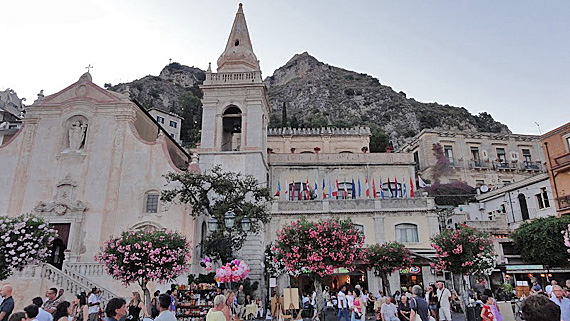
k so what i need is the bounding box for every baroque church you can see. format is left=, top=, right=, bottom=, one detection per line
left=1, top=4, right=439, bottom=307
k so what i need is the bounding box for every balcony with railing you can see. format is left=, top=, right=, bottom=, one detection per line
left=520, top=160, right=544, bottom=172
left=493, top=160, right=517, bottom=171
left=203, top=71, right=263, bottom=85
left=469, top=160, right=491, bottom=170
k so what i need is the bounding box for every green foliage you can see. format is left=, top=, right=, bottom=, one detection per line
left=281, top=102, right=288, bottom=128
left=369, top=124, right=389, bottom=153
left=162, top=165, right=271, bottom=263
left=179, top=88, right=203, bottom=147
left=511, top=216, right=570, bottom=267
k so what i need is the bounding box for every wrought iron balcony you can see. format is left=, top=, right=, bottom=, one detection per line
left=554, top=152, right=570, bottom=170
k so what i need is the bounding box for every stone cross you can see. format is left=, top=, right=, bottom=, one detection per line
left=85, top=64, right=93, bottom=73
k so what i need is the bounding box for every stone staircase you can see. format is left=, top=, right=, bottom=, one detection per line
left=41, top=262, right=120, bottom=302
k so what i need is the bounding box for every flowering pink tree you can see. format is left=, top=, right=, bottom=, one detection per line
left=0, top=215, right=57, bottom=280
left=365, top=242, right=413, bottom=295
left=431, top=225, right=495, bottom=303
left=96, top=229, right=191, bottom=308
left=272, top=218, right=367, bottom=315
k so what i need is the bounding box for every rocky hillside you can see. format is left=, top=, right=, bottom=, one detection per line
left=265, top=52, right=509, bottom=150
left=107, top=54, right=509, bottom=150
left=108, top=63, right=205, bottom=147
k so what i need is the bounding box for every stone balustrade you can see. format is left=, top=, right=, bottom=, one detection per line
left=66, top=262, right=107, bottom=276
left=269, top=152, right=414, bottom=165
left=203, top=71, right=262, bottom=85
left=268, top=127, right=371, bottom=136
left=42, top=264, right=117, bottom=302
left=271, top=197, right=434, bottom=214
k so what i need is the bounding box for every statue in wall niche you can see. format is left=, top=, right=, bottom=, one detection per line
left=69, top=120, right=87, bottom=151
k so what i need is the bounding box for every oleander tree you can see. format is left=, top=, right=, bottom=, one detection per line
left=431, top=225, right=495, bottom=302
left=162, top=165, right=271, bottom=263
left=96, top=229, right=191, bottom=310
left=0, top=215, right=57, bottom=280
left=366, top=242, right=413, bottom=295
left=272, top=218, right=367, bottom=316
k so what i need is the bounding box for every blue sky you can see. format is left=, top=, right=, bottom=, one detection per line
left=2, top=1, right=568, bottom=134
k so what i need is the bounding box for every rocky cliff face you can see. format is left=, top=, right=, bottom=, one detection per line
left=264, top=52, right=509, bottom=149
left=108, top=55, right=509, bottom=149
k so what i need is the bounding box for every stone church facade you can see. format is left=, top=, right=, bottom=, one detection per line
left=0, top=72, right=196, bottom=306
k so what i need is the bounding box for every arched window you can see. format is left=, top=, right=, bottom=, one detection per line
left=144, top=190, right=160, bottom=213
left=395, top=223, right=419, bottom=243
left=518, top=193, right=529, bottom=220
left=221, top=105, right=242, bottom=151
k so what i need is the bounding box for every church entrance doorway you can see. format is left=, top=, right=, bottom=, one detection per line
left=48, top=223, right=71, bottom=269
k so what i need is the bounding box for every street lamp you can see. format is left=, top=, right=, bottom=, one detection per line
left=224, top=211, right=235, bottom=229
left=208, top=210, right=250, bottom=232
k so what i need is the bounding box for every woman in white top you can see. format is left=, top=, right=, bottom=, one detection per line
left=347, top=291, right=355, bottom=310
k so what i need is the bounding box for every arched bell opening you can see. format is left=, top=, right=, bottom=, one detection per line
left=221, top=105, right=242, bottom=151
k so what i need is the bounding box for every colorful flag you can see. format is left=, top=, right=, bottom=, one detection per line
left=403, top=176, right=407, bottom=198
left=379, top=176, right=385, bottom=199
left=291, top=180, right=296, bottom=200
left=352, top=178, right=356, bottom=199
left=333, top=179, right=338, bottom=198
left=365, top=178, right=370, bottom=198
left=357, top=178, right=362, bottom=198
left=284, top=179, right=289, bottom=200
left=322, top=178, right=326, bottom=199
left=409, top=177, right=415, bottom=198
left=372, top=178, right=376, bottom=198
left=343, top=178, right=348, bottom=198
left=314, top=179, right=318, bottom=200
left=306, top=178, right=310, bottom=200
left=418, top=175, right=431, bottom=188
left=329, top=178, right=333, bottom=199
left=394, top=176, right=399, bottom=198
left=276, top=181, right=281, bottom=197
left=387, top=177, right=393, bottom=198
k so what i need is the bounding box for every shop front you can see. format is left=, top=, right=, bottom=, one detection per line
left=291, top=267, right=369, bottom=295
left=399, top=266, right=424, bottom=290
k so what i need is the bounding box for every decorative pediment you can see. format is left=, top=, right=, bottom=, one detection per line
left=35, top=174, right=88, bottom=216
left=35, top=72, right=122, bottom=106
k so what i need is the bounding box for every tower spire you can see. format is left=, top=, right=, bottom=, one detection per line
left=217, top=3, right=260, bottom=72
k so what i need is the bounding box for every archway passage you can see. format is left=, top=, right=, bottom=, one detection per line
left=48, top=223, right=71, bottom=269
left=221, top=106, right=242, bottom=151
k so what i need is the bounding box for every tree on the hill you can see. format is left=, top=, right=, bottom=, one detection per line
left=512, top=216, right=570, bottom=267
left=281, top=102, right=288, bottom=128
left=162, top=165, right=271, bottom=263
left=0, top=215, right=57, bottom=280
left=366, top=242, right=413, bottom=294
left=272, top=218, right=367, bottom=316
left=179, top=89, right=203, bottom=147
left=96, top=229, right=191, bottom=310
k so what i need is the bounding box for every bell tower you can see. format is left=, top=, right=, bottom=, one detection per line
left=199, top=3, right=270, bottom=185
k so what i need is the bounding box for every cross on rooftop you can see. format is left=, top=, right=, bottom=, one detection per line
left=85, top=64, right=93, bottom=73
left=169, top=58, right=172, bottom=64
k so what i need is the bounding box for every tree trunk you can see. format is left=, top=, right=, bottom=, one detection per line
left=141, top=281, right=152, bottom=316
left=314, top=278, right=324, bottom=321
left=381, top=271, right=391, bottom=295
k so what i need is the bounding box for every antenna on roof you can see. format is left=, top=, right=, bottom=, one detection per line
left=535, top=122, right=541, bottom=135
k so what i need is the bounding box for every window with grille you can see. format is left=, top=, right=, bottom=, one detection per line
left=496, top=148, right=506, bottom=161
left=145, top=193, right=159, bottom=213
left=522, top=149, right=532, bottom=162
left=444, top=145, right=454, bottom=164
left=395, top=223, right=419, bottom=243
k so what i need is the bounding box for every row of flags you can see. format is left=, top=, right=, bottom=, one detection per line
left=275, top=176, right=416, bottom=200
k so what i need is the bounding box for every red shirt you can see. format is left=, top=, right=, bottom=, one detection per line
left=481, top=304, right=494, bottom=321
